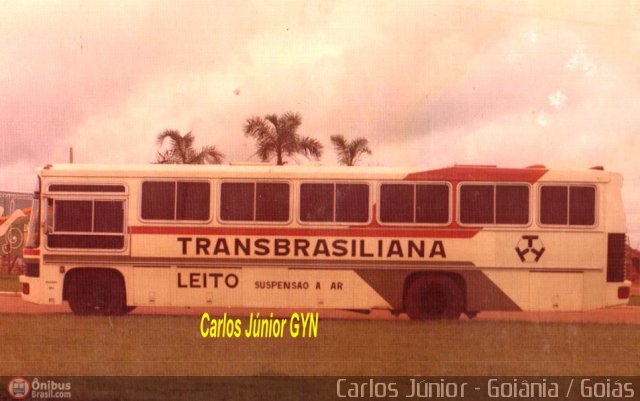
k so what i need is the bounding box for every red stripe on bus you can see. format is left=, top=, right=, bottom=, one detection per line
left=404, top=166, right=548, bottom=182
left=128, top=226, right=480, bottom=239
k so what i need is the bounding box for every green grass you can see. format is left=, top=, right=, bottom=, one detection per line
left=0, top=273, right=20, bottom=292
left=629, top=295, right=640, bottom=306
left=0, top=314, right=638, bottom=377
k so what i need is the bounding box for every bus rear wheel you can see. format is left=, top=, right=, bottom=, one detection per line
left=404, top=275, right=464, bottom=320
left=68, top=270, right=125, bottom=316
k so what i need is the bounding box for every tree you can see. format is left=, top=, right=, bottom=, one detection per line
left=155, top=130, right=224, bottom=164
left=330, top=134, right=372, bottom=166
left=243, top=112, right=323, bottom=165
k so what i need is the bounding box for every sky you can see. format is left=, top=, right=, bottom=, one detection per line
left=1, top=0, right=640, bottom=244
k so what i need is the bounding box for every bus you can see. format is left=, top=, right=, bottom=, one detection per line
left=20, top=163, right=631, bottom=319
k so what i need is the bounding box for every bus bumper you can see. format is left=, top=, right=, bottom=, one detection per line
left=19, top=275, right=39, bottom=304
left=19, top=275, right=63, bottom=305
left=605, top=280, right=632, bottom=307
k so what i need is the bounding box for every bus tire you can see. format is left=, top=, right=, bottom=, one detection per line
left=68, top=270, right=125, bottom=316
left=404, top=275, right=464, bottom=320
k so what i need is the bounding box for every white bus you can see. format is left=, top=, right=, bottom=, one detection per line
left=20, top=163, right=631, bottom=319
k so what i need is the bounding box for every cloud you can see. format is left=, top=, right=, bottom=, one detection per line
left=0, top=0, right=261, bottom=166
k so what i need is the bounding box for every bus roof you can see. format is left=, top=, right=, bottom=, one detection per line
left=38, top=163, right=616, bottom=183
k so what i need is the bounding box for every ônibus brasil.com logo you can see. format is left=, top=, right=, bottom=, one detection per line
left=6, top=376, right=31, bottom=400
left=6, top=377, right=72, bottom=399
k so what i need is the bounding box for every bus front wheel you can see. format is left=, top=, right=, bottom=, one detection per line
left=68, top=270, right=125, bottom=316
left=404, top=275, right=464, bottom=320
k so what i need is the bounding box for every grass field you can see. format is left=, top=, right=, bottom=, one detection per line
left=0, top=273, right=20, bottom=292
left=0, top=314, right=638, bottom=377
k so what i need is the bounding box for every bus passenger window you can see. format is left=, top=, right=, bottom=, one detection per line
left=300, top=184, right=334, bottom=222
left=142, top=181, right=210, bottom=221
left=220, top=182, right=254, bottom=221
left=460, top=185, right=493, bottom=224
left=380, top=184, right=414, bottom=223
left=540, top=185, right=595, bottom=226
left=220, top=181, right=289, bottom=223
left=540, top=186, right=567, bottom=225
left=94, top=201, right=124, bottom=233
left=54, top=200, right=92, bottom=232
left=336, top=184, right=369, bottom=223
left=256, top=183, right=290, bottom=222
left=177, top=182, right=210, bottom=221
left=569, top=186, right=595, bottom=225
left=141, top=181, right=175, bottom=220
left=496, top=185, right=529, bottom=224
left=416, top=184, right=449, bottom=224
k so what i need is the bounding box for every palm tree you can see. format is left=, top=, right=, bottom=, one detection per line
left=330, top=135, right=372, bottom=166
left=243, top=112, right=323, bottom=165
left=155, top=130, right=224, bottom=164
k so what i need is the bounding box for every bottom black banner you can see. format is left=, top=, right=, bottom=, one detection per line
left=1, top=376, right=638, bottom=401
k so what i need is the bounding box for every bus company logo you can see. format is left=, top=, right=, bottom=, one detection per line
left=6, top=376, right=30, bottom=400
left=515, top=235, right=545, bottom=262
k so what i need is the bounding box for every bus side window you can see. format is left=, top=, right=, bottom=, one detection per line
left=176, top=182, right=210, bottom=221
left=220, top=182, right=254, bottom=221
left=569, top=186, right=595, bottom=225
left=300, top=183, right=334, bottom=222
left=141, top=181, right=175, bottom=220
left=256, top=183, right=289, bottom=222
left=540, top=186, right=567, bottom=225
left=540, top=185, right=595, bottom=226
left=54, top=200, right=92, bottom=232
left=460, top=185, right=494, bottom=224
left=300, top=183, right=369, bottom=223
left=94, top=201, right=125, bottom=232
left=141, top=181, right=210, bottom=221
left=495, top=185, right=529, bottom=224
left=380, top=184, right=414, bottom=223
left=380, top=183, right=449, bottom=224
left=47, top=199, right=125, bottom=249
left=220, top=181, right=290, bottom=223
left=335, top=184, right=368, bottom=223
left=416, top=184, right=449, bottom=224
left=460, top=184, right=528, bottom=225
